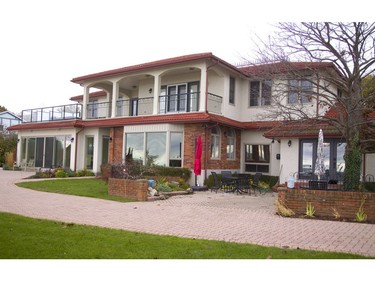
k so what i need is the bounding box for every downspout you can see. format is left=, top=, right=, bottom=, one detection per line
left=74, top=127, right=84, bottom=173
left=316, top=74, right=320, bottom=117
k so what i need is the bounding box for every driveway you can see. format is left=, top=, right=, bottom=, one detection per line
left=1, top=169, right=375, bottom=257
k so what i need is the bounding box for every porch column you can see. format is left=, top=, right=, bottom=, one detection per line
left=152, top=74, right=161, bottom=115
left=199, top=67, right=207, bottom=112
left=82, top=86, right=90, bottom=120
left=111, top=81, right=119, bottom=118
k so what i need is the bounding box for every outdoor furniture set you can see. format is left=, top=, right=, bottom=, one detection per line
left=211, top=171, right=263, bottom=195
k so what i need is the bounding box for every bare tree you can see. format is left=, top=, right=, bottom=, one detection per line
left=245, top=22, right=375, bottom=190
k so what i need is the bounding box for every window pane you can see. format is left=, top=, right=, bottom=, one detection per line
left=55, top=136, right=65, bottom=168
left=301, top=142, right=313, bottom=176
left=245, top=144, right=270, bottom=163
left=86, top=137, right=94, bottom=170
left=262, top=80, right=272, bottom=105
left=288, top=80, right=299, bottom=104
left=336, top=142, right=346, bottom=173
left=170, top=132, right=182, bottom=160
left=126, top=133, right=144, bottom=163
left=250, top=81, right=260, bottom=106
left=229, top=77, right=235, bottom=104
left=146, top=132, right=166, bottom=166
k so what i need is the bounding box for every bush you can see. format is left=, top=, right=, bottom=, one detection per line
left=75, top=169, right=95, bottom=177
left=363, top=182, right=375, bottom=192
left=55, top=170, right=68, bottom=178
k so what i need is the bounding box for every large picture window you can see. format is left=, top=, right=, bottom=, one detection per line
left=244, top=144, right=270, bottom=173
left=250, top=80, right=272, bottom=106
left=21, top=136, right=72, bottom=169
left=125, top=131, right=183, bottom=167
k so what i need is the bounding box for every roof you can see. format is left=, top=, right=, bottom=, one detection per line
left=263, top=120, right=343, bottom=139
left=71, top=52, right=246, bottom=84
left=240, top=61, right=338, bottom=78
left=0, top=111, right=22, bottom=120
left=7, top=112, right=245, bottom=131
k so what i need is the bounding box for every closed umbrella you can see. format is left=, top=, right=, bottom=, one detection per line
left=194, top=136, right=202, bottom=186
left=314, top=129, right=325, bottom=180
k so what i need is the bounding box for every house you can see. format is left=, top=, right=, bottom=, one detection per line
left=8, top=53, right=375, bottom=185
left=0, top=111, right=22, bottom=134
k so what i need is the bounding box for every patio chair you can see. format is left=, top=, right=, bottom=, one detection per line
left=210, top=172, right=221, bottom=193
left=236, top=173, right=252, bottom=195
left=221, top=171, right=232, bottom=179
left=250, top=172, right=262, bottom=194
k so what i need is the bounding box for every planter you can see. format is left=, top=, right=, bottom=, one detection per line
left=278, top=188, right=375, bottom=223
left=108, top=178, right=148, bottom=201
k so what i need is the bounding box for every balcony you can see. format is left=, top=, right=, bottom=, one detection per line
left=22, top=104, right=82, bottom=123
left=21, top=92, right=223, bottom=123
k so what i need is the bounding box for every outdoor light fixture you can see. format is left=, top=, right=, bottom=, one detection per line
left=149, top=88, right=153, bottom=94
left=70, top=137, right=74, bottom=142
left=288, top=140, right=292, bottom=147
left=272, top=138, right=275, bottom=143
left=109, top=137, right=113, bottom=142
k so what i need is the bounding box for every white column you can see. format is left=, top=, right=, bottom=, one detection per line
left=153, top=74, right=161, bottom=115
left=82, top=86, right=90, bottom=120
left=111, top=81, right=119, bottom=118
left=199, top=67, right=207, bottom=112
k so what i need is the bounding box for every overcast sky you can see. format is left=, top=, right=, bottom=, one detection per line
left=0, top=0, right=368, bottom=114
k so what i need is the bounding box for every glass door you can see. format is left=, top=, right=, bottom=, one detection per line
left=86, top=137, right=94, bottom=170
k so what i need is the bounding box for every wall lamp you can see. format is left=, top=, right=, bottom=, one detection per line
left=70, top=137, right=74, bottom=142
left=288, top=140, right=292, bottom=147
left=17, top=139, right=20, bottom=143
left=149, top=88, right=153, bottom=94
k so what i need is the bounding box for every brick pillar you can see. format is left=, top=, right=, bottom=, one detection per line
left=109, top=127, right=124, bottom=164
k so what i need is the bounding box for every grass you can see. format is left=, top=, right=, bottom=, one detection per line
left=16, top=178, right=135, bottom=202
left=0, top=212, right=367, bottom=259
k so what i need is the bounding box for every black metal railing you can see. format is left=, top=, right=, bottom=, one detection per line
left=22, top=104, right=82, bottom=123
left=159, top=92, right=199, bottom=113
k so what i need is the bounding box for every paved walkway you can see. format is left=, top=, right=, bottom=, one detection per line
left=1, top=169, right=375, bottom=257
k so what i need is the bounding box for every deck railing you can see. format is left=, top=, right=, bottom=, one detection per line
left=22, top=104, right=82, bottom=123
left=21, top=91, right=223, bottom=123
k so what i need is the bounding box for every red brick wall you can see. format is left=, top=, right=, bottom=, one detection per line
left=278, top=188, right=375, bottom=223
left=108, top=178, right=148, bottom=201
left=184, top=123, right=240, bottom=171
left=109, top=127, right=124, bottom=164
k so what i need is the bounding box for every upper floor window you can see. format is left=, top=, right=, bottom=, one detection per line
left=288, top=79, right=313, bottom=104
left=226, top=129, right=235, bottom=160
left=210, top=126, right=221, bottom=159
left=250, top=80, right=272, bottom=106
left=229, top=77, right=235, bottom=105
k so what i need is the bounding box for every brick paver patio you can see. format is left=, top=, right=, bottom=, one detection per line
left=1, top=169, right=374, bottom=257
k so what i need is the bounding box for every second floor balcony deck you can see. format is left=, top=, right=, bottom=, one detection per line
left=21, top=92, right=222, bottom=123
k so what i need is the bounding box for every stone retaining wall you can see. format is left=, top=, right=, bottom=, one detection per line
left=108, top=178, right=148, bottom=201
left=278, top=187, right=375, bottom=223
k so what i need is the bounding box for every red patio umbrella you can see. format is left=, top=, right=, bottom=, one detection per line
left=194, top=136, right=202, bottom=176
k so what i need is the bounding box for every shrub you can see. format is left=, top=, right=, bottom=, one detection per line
left=55, top=170, right=68, bottom=178
left=363, top=182, right=375, bottom=192
left=75, top=169, right=95, bottom=177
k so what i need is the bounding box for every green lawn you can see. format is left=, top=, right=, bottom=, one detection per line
left=16, top=178, right=135, bottom=202
left=0, top=212, right=367, bottom=259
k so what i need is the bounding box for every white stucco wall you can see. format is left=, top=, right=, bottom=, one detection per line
left=278, top=138, right=299, bottom=183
